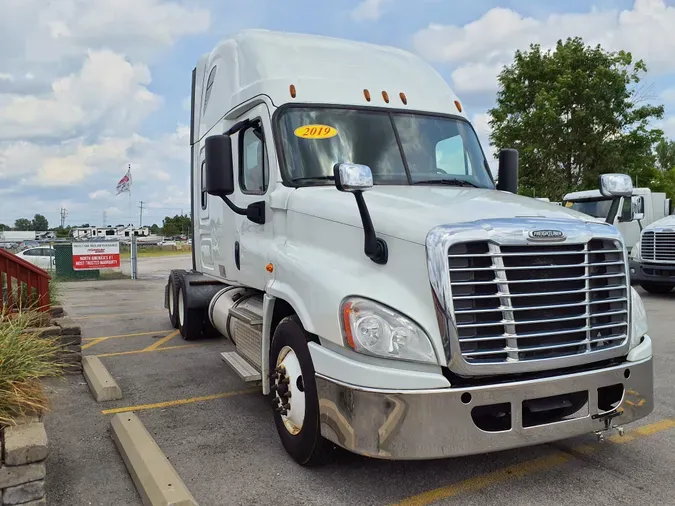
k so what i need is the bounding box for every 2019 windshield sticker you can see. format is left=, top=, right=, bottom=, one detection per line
left=293, top=124, right=338, bottom=139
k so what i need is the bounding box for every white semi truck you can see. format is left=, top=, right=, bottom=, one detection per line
left=165, top=29, right=653, bottom=465
left=630, top=214, right=675, bottom=293
left=563, top=188, right=670, bottom=252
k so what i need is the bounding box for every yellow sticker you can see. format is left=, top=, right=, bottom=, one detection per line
left=294, top=124, right=338, bottom=139
left=565, top=201, right=573, bottom=208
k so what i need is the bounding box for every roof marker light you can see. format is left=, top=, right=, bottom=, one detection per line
left=382, top=91, right=390, bottom=103
left=399, top=92, right=407, bottom=105
left=454, top=100, right=462, bottom=113
left=289, top=84, right=296, bottom=98
left=363, top=89, right=371, bottom=102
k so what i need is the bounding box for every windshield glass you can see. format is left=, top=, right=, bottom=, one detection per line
left=276, top=107, right=494, bottom=188
left=568, top=199, right=612, bottom=218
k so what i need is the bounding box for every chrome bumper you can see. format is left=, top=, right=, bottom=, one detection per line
left=316, top=356, right=653, bottom=460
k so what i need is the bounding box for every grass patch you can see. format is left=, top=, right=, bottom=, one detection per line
left=49, top=277, right=63, bottom=305
left=0, top=310, right=65, bottom=425
left=99, top=271, right=129, bottom=280
left=120, top=248, right=191, bottom=259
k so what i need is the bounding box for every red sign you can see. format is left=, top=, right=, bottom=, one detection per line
left=72, top=242, right=121, bottom=271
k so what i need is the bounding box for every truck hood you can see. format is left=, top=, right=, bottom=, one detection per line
left=287, top=186, right=594, bottom=244
left=643, top=214, right=675, bottom=232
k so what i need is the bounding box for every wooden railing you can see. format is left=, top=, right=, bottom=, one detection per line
left=0, top=248, right=51, bottom=313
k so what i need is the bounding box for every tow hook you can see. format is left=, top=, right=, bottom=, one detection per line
left=592, top=409, right=624, bottom=442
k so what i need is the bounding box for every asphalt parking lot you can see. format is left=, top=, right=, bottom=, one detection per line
left=43, top=256, right=675, bottom=505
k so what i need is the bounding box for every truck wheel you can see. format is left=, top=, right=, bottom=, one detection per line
left=178, top=280, right=204, bottom=340
left=640, top=282, right=675, bottom=294
left=270, top=316, right=333, bottom=466
left=167, top=269, right=186, bottom=329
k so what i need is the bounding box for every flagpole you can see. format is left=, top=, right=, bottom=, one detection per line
left=127, top=163, right=132, bottom=227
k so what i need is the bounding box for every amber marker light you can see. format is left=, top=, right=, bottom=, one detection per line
left=454, top=100, right=463, bottom=113
left=342, top=301, right=356, bottom=349
left=363, top=89, right=371, bottom=102
left=289, top=84, right=296, bottom=98
left=266, top=263, right=274, bottom=273
left=399, top=92, right=408, bottom=105
left=382, top=91, right=390, bottom=103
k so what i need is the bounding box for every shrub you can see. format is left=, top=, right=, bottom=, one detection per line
left=0, top=310, right=64, bottom=425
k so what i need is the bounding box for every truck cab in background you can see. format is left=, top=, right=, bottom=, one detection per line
left=165, top=29, right=653, bottom=466
left=630, top=214, right=675, bottom=293
left=563, top=187, right=670, bottom=253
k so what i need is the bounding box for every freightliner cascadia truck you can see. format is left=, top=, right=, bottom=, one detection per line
left=165, top=29, right=654, bottom=466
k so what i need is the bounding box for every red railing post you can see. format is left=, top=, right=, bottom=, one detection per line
left=0, top=249, right=51, bottom=313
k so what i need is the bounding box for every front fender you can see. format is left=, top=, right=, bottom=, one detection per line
left=268, top=213, right=444, bottom=365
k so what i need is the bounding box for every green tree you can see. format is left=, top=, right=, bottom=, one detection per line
left=150, top=223, right=160, bottom=235
left=0, top=223, right=9, bottom=232
left=14, top=218, right=32, bottom=231
left=31, top=214, right=48, bottom=231
left=162, top=214, right=192, bottom=237
left=655, top=139, right=675, bottom=171
left=489, top=37, right=664, bottom=201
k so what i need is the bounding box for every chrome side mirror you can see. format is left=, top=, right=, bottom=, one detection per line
left=599, top=173, right=633, bottom=198
left=334, top=163, right=373, bottom=192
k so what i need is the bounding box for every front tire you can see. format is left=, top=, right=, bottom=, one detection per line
left=640, top=282, right=675, bottom=294
left=270, top=316, right=333, bottom=466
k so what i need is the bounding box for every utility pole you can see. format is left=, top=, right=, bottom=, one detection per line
left=138, top=201, right=145, bottom=228
left=60, top=208, right=68, bottom=228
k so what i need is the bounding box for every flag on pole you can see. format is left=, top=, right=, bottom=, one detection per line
left=116, top=165, right=132, bottom=195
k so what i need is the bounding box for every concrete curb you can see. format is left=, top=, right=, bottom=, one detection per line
left=82, top=356, right=123, bottom=402
left=110, top=413, right=198, bottom=506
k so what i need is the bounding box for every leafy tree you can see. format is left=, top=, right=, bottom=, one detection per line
left=0, top=223, right=9, bottom=232
left=162, top=214, right=192, bottom=237
left=31, top=214, right=48, bottom=231
left=14, top=218, right=32, bottom=231
left=150, top=224, right=160, bottom=234
left=655, top=139, right=675, bottom=171
left=489, top=37, right=664, bottom=201
left=53, top=226, right=71, bottom=238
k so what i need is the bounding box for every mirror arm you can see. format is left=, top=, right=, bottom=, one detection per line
left=220, top=196, right=247, bottom=216
left=353, top=191, right=388, bottom=265
left=606, top=197, right=621, bottom=224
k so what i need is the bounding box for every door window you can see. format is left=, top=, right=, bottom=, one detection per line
left=239, top=122, right=269, bottom=195
left=435, top=135, right=474, bottom=176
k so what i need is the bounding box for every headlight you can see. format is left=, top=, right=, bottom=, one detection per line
left=340, top=297, right=437, bottom=364
left=630, top=287, right=648, bottom=348
left=630, top=241, right=641, bottom=260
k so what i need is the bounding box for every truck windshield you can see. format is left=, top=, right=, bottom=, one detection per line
left=567, top=199, right=612, bottom=218
left=276, top=106, right=494, bottom=188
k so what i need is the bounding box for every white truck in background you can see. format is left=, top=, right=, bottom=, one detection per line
left=563, top=188, right=670, bottom=253
left=165, top=29, right=653, bottom=466
left=630, top=214, right=675, bottom=293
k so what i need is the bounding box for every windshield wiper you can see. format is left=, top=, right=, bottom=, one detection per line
left=412, top=178, right=480, bottom=188
left=291, top=176, right=335, bottom=183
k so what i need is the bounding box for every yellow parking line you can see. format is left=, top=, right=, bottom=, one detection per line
left=392, top=418, right=675, bottom=506
left=72, top=310, right=164, bottom=320
left=101, top=389, right=258, bottom=415
left=143, top=330, right=180, bottom=351
left=83, top=330, right=171, bottom=342
left=95, top=344, right=202, bottom=358
left=82, top=337, right=106, bottom=350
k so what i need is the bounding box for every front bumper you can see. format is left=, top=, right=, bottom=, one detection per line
left=316, top=350, right=653, bottom=460
left=630, top=259, right=675, bottom=284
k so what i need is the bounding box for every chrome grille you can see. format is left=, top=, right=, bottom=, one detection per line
left=448, top=239, right=628, bottom=365
left=641, top=231, right=675, bottom=263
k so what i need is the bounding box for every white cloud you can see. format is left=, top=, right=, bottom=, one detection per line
left=351, top=0, right=391, bottom=22
left=414, top=0, right=675, bottom=95
left=0, top=50, right=161, bottom=142
left=661, top=87, right=675, bottom=105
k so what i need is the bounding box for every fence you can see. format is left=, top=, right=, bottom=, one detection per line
left=0, top=248, right=51, bottom=313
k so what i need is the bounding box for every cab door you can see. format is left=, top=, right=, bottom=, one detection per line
left=230, top=102, right=277, bottom=290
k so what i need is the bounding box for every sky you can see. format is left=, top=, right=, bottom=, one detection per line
left=1, top=0, right=675, bottom=229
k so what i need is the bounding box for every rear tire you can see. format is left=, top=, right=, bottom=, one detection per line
left=640, top=282, right=675, bottom=294
left=178, top=279, right=205, bottom=341
left=167, top=269, right=186, bottom=329
left=270, top=316, right=333, bottom=466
